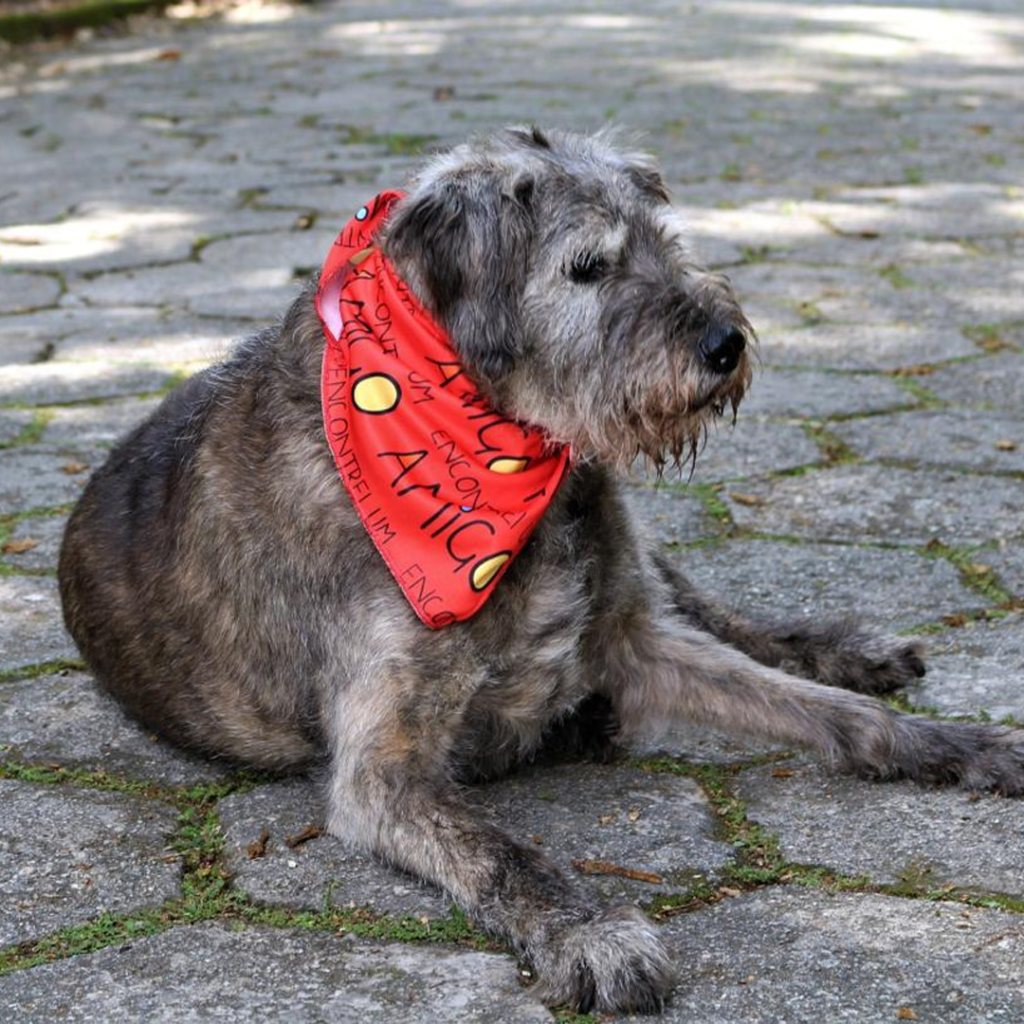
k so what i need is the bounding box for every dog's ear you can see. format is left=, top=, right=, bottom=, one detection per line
left=384, top=169, right=535, bottom=383
left=384, top=181, right=468, bottom=326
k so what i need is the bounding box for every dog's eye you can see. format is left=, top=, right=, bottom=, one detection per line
left=567, top=252, right=607, bottom=284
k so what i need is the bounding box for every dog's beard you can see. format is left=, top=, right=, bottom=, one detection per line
left=568, top=350, right=753, bottom=478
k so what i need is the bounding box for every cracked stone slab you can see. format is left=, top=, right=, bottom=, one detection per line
left=835, top=409, right=1024, bottom=473
left=0, top=922, right=553, bottom=1024
left=724, top=465, right=1024, bottom=546
left=0, top=448, right=91, bottom=516
left=2, top=513, right=67, bottom=572
left=649, top=889, right=1024, bottom=1024
left=0, top=362, right=176, bottom=407
left=669, top=539, right=986, bottom=632
left=0, top=671, right=228, bottom=786
left=0, top=779, right=179, bottom=947
left=624, top=486, right=717, bottom=546
left=741, top=369, right=912, bottom=420
left=736, top=761, right=1024, bottom=895
left=222, top=762, right=731, bottom=917
left=912, top=614, right=1024, bottom=723
left=926, top=351, right=1024, bottom=410
left=0, top=575, right=78, bottom=673
left=0, top=272, right=61, bottom=314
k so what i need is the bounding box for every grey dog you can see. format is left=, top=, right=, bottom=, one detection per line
left=59, top=127, right=1024, bottom=1014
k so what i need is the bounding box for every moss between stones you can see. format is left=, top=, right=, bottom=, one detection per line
left=3, top=746, right=1023, bottom=982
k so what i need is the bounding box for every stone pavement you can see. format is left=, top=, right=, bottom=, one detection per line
left=1, top=0, right=1023, bottom=1020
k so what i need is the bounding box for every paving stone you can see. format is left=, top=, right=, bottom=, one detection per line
left=760, top=320, right=978, bottom=370
left=0, top=272, right=61, bottom=314
left=43, top=397, right=162, bottom=449
left=0, top=575, right=78, bottom=673
left=7, top=306, right=242, bottom=367
left=647, top=889, right=1024, bottom=1024
left=0, top=448, right=91, bottom=516
left=624, top=485, right=716, bottom=546
left=913, top=614, right=1024, bottom=723
left=736, top=761, right=1024, bottom=894
left=836, top=409, right=1024, bottom=473
left=633, top=723, right=790, bottom=766
left=0, top=410, right=34, bottom=446
left=222, top=762, right=732, bottom=916
left=0, top=672, right=228, bottom=785
left=478, top=762, right=733, bottom=903
left=988, top=543, right=1024, bottom=596
left=0, top=779, right=179, bottom=947
left=0, top=922, right=553, bottom=1024
left=1, top=513, right=67, bottom=572
left=808, top=186, right=1024, bottom=238
left=75, top=229, right=336, bottom=319
left=741, top=369, right=912, bottom=420
left=220, top=780, right=452, bottom=920
left=0, top=362, right=175, bottom=407
left=0, top=202, right=299, bottom=276
left=927, top=351, right=1024, bottom=409
left=669, top=539, right=985, bottom=633
left=688, top=419, right=820, bottom=483
left=724, top=465, right=1024, bottom=546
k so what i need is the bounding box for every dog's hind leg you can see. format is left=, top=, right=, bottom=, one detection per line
left=324, top=684, right=674, bottom=1015
left=652, top=552, right=926, bottom=696
left=606, top=615, right=1024, bottom=795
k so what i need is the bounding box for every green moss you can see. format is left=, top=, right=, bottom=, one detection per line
left=0, top=410, right=52, bottom=451
left=687, top=483, right=733, bottom=527
left=889, top=375, right=941, bottom=405
left=0, top=658, right=86, bottom=684
left=919, top=539, right=1018, bottom=607
left=801, top=422, right=858, bottom=465
left=878, top=264, right=915, bottom=289
left=0, top=0, right=171, bottom=45
left=962, top=322, right=1021, bottom=354
left=338, top=126, right=437, bottom=155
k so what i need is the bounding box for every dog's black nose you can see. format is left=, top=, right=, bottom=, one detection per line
left=699, top=326, right=746, bottom=375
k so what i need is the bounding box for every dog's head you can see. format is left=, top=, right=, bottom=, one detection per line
left=380, top=126, right=754, bottom=473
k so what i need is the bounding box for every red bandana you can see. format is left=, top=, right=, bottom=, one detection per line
left=316, top=192, right=571, bottom=628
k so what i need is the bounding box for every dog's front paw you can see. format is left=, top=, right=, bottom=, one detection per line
left=803, top=632, right=926, bottom=696
left=898, top=719, right=1024, bottom=796
left=534, top=905, right=675, bottom=1014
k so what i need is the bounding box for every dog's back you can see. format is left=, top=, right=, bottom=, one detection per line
left=58, top=325, right=329, bottom=769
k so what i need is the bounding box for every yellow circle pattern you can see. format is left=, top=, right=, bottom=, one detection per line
left=488, top=457, right=530, bottom=474
left=352, top=374, right=401, bottom=413
left=470, top=552, right=511, bottom=591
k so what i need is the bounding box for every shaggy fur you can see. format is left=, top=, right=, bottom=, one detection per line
left=59, top=128, right=1024, bottom=1015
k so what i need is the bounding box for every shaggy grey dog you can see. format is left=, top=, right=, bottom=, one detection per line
left=59, top=128, right=1024, bottom=1015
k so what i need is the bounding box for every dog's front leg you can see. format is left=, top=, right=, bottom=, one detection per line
left=325, top=691, right=674, bottom=1014
left=607, top=617, right=1024, bottom=795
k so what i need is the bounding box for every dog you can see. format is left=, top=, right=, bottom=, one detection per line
left=58, top=127, right=1024, bottom=1014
